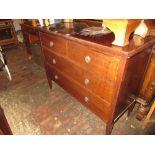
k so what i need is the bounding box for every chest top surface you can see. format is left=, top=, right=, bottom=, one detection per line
left=37, top=22, right=155, bottom=57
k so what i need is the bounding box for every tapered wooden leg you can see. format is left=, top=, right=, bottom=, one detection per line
left=47, top=75, right=52, bottom=89
left=44, top=66, right=52, bottom=89
left=0, top=106, right=13, bottom=135
left=106, top=123, right=113, bottom=135
left=23, top=32, right=32, bottom=60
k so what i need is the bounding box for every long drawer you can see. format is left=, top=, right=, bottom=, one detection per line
left=40, top=32, right=67, bottom=55
left=46, top=63, right=110, bottom=122
left=68, top=40, right=120, bottom=82
left=43, top=47, right=115, bottom=104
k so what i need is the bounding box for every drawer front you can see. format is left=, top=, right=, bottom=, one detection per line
left=40, top=32, right=67, bottom=55
left=68, top=40, right=120, bottom=82
left=43, top=48, right=115, bottom=104
left=46, top=63, right=109, bottom=122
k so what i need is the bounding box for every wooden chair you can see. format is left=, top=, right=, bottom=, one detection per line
left=142, top=100, right=155, bottom=129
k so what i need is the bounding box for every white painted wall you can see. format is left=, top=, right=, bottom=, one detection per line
left=13, top=19, right=21, bottom=31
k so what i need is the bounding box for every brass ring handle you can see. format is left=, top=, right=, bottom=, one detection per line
left=49, top=41, right=54, bottom=47
left=54, top=75, right=58, bottom=80
left=52, top=58, right=56, bottom=64
left=84, top=78, right=90, bottom=85
left=84, top=96, right=89, bottom=103
left=85, top=55, right=91, bottom=64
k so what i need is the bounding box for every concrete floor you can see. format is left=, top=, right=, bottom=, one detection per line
left=0, top=44, right=155, bottom=135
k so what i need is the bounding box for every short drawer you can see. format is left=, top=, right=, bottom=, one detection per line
left=40, top=32, right=67, bottom=55
left=43, top=48, right=115, bottom=104
left=68, top=40, right=120, bottom=82
left=46, top=63, right=110, bottom=122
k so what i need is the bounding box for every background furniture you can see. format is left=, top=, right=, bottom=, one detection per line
left=140, top=23, right=155, bottom=103
left=20, top=23, right=39, bottom=59
left=20, top=21, right=44, bottom=67
left=0, top=46, right=12, bottom=80
left=38, top=22, right=155, bottom=134
left=0, top=19, right=18, bottom=46
left=136, top=50, right=155, bottom=120
left=21, top=19, right=103, bottom=59
left=102, top=19, right=141, bottom=46
left=142, top=99, right=155, bottom=129
left=0, top=105, right=13, bottom=135
left=135, top=22, right=155, bottom=120
left=139, top=50, right=155, bottom=102
left=73, top=19, right=102, bottom=27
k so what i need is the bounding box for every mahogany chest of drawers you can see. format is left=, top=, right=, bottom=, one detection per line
left=38, top=23, right=155, bottom=134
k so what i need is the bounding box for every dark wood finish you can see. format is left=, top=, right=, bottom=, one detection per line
left=140, top=49, right=155, bottom=102
left=38, top=22, right=155, bottom=134
left=114, top=47, right=153, bottom=117
left=0, top=106, right=13, bottom=135
left=136, top=50, right=155, bottom=121
left=21, top=19, right=39, bottom=27
left=142, top=99, right=155, bottom=129
left=136, top=105, right=149, bottom=121
left=0, top=19, right=18, bottom=46
left=40, top=33, right=67, bottom=55
left=20, top=23, right=39, bottom=59
left=46, top=64, right=109, bottom=122
left=135, top=23, right=155, bottom=121
left=42, top=47, right=116, bottom=104
left=73, top=19, right=102, bottom=27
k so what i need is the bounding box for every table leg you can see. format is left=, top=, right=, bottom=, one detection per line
left=23, top=32, right=32, bottom=60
